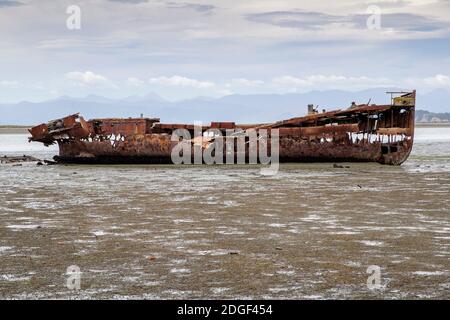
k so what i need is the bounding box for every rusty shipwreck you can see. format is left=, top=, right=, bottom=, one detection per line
left=29, top=91, right=416, bottom=165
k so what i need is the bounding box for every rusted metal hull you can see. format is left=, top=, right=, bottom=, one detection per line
left=55, top=136, right=174, bottom=164
left=29, top=91, right=416, bottom=166
left=53, top=136, right=413, bottom=165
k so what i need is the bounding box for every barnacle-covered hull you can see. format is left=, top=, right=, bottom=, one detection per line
left=29, top=91, right=416, bottom=166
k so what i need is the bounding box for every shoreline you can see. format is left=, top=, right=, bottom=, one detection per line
left=415, top=122, right=450, bottom=127
left=0, top=127, right=30, bottom=134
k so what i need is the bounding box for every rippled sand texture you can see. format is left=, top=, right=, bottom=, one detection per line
left=0, top=128, right=449, bottom=299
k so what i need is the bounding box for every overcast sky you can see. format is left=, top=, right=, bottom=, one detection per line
left=1, top=0, right=450, bottom=102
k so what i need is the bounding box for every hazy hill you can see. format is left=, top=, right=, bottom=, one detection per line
left=416, top=110, right=450, bottom=123
left=1, top=88, right=449, bottom=125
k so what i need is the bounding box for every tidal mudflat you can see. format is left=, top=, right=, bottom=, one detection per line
left=0, top=127, right=449, bottom=299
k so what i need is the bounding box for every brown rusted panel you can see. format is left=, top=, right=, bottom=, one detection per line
left=210, top=122, right=236, bottom=129
left=377, top=127, right=411, bottom=135
left=62, top=115, right=77, bottom=128
left=152, top=123, right=209, bottom=131
left=272, top=110, right=342, bottom=127
left=57, top=133, right=173, bottom=161
left=278, top=138, right=382, bottom=162
left=277, top=123, right=359, bottom=136
left=28, top=113, right=88, bottom=144
left=338, top=104, right=393, bottom=114
left=153, top=123, right=191, bottom=130
left=90, top=118, right=148, bottom=136
left=28, top=123, right=49, bottom=141
left=63, top=116, right=91, bottom=139
left=78, top=116, right=90, bottom=136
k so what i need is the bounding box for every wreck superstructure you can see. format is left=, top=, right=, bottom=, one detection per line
left=29, top=91, right=416, bottom=165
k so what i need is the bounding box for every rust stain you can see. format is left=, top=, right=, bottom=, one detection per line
left=28, top=91, right=416, bottom=165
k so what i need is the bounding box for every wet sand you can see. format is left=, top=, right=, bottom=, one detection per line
left=0, top=129, right=449, bottom=299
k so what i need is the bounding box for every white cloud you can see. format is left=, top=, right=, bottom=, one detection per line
left=126, top=77, right=145, bottom=87
left=0, top=80, right=19, bottom=88
left=423, top=74, right=450, bottom=86
left=405, top=74, right=450, bottom=89
left=65, top=71, right=116, bottom=88
left=272, top=74, right=393, bottom=90
left=272, top=75, right=310, bottom=87
left=148, top=75, right=215, bottom=88
left=1, top=0, right=449, bottom=104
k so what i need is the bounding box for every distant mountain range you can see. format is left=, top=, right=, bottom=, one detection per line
left=1, top=88, right=450, bottom=125
left=415, top=110, right=450, bottom=123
